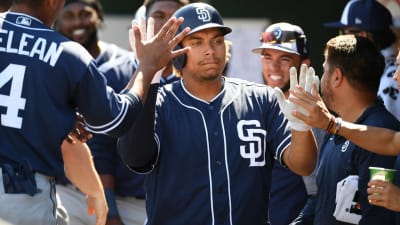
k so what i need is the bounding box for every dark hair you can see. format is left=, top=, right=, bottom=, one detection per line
left=324, top=34, right=384, bottom=94
left=143, top=0, right=189, bottom=18
left=64, top=0, right=104, bottom=21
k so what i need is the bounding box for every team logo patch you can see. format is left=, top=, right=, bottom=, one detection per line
left=16, top=16, right=31, bottom=26
left=272, top=27, right=283, bottom=40
left=237, top=120, right=266, bottom=167
left=196, top=7, right=211, bottom=22
left=341, top=140, right=350, bottom=152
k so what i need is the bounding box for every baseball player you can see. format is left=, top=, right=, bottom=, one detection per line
left=292, top=35, right=399, bottom=225
left=324, top=0, right=400, bottom=121
left=76, top=1, right=189, bottom=224
left=52, top=1, right=135, bottom=224
left=0, top=0, right=187, bottom=224
left=118, top=2, right=318, bottom=225
left=252, top=22, right=318, bottom=225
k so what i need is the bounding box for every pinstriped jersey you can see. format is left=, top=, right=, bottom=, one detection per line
left=0, top=12, right=140, bottom=177
left=144, top=77, right=291, bottom=225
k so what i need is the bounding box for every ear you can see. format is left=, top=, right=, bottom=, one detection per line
left=331, top=66, right=344, bottom=88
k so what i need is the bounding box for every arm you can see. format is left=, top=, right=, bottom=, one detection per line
left=88, top=134, right=124, bottom=225
left=61, top=136, right=107, bottom=225
left=117, top=84, right=159, bottom=171
left=282, top=130, right=317, bottom=176
left=274, top=65, right=318, bottom=175
left=290, top=84, right=400, bottom=156
left=100, top=175, right=124, bottom=225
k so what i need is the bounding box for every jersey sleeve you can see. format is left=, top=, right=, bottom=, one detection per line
left=117, top=84, right=159, bottom=173
left=265, top=88, right=292, bottom=166
left=72, top=60, right=141, bottom=136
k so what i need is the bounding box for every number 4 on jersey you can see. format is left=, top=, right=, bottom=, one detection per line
left=0, top=64, right=26, bottom=129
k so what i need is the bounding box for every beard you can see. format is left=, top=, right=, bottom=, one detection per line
left=281, top=81, right=290, bottom=93
left=82, top=29, right=97, bottom=50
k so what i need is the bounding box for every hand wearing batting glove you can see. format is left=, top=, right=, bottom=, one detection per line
left=129, top=17, right=164, bottom=84
left=274, top=64, right=319, bottom=131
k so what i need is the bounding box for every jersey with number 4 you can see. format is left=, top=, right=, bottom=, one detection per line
left=0, top=12, right=140, bottom=177
left=144, top=77, right=292, bottom=225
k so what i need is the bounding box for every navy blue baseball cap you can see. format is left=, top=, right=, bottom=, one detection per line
left=324, top=0, right=393, bottom=32
left=173, top=3, right=231, bottom=36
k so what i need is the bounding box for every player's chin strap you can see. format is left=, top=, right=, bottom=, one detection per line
left=274, top=64, right=319, bottom=131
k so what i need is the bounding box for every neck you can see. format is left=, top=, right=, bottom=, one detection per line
left=86, top=39, right=101, bottom=59
left=162, top=63, right=174, bottom=78
left=10, top=5, right=52, bottom=26
left=334, top=94, right=376, bottom=122
left=182, top=76, right=223, bottom=102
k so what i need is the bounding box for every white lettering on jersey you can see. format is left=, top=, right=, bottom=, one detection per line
left=0, top=64, right=26, bottom=129
left=196, top=8, right=211, bottom=22
left=341, top=140, right=350, bottom=153
left=237, top=120, right=266, bottom=167
left=0, top=29, right=63, bottom=67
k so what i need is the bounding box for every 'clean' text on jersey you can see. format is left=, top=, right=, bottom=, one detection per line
left=0, top=29, right=63, bottom=67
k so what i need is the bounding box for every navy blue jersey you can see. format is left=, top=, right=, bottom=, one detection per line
left=141, top=77, right=291, bottom=225
left=97, top=53, right=137, bottom=93
left=315, top=102, right=399, bottom=225
left=0, top=12, right=141, bottom=177
left=92, top=52, right=180, bottom=197
left=269, top=163, right=308, bottom=225
left=95, top=42, right=130, bottom=68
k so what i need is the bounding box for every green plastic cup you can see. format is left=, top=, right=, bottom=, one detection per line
left=369, top=166, right=396, bottom=183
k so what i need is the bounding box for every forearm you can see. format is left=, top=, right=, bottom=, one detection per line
left=118, top=84, right=158, bottom=171
left=61, top=138, right=104, bottom=197
left=125, top=66, right=157, bottom=103
left=337, top=120, right=400, bottom=156
left=284, top=130, right=317, bottom=176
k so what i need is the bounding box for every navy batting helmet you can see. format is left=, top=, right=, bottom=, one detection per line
left=172, top=3, right=231, bottom=70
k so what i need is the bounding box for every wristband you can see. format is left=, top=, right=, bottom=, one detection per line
left=104, top=188, right=120, bottom=218
left=326, top=116, right=342, bottom=135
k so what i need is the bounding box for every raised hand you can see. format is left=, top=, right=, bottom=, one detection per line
left=274, top=64, right=319, bottom=131
left=128, top=16, right=190, bottom=76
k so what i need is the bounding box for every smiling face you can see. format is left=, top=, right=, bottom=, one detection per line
left=56, top=2, right=101, bottom=48
left=260, top=48, right=303, bottom=93
left=181, top=28, right=226, bottom=81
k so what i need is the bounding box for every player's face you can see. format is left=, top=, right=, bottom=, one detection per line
left=260, top=49, right=302, bottom=94
left=393, top=50, right=400, bottom=91
left=181, top=28, right=226, bottom=81
left=147, top=1, right=182, bottom=33
left=56, top=2, right=100, bottom=47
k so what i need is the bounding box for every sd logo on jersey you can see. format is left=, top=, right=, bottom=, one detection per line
left=237, top=120, right=266, bottom=167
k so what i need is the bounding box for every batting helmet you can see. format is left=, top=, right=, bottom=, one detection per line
left=172, top=3, right=231, bottom=70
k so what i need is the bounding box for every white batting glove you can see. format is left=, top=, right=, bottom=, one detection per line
left=274, top=64, right=319, bottom=131
left=129, top=17, right=163, bottom=84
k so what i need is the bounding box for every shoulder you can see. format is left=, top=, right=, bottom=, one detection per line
left=224, top=77, right=274, bottom=97
left=362, top=102, right=400, bottom=129
left=100, top=42, right=131, bottom=62
left=60, top=41, right=94, bottom=65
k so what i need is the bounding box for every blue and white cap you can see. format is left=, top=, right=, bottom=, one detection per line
left=252, top=22, right=309, bottom=58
